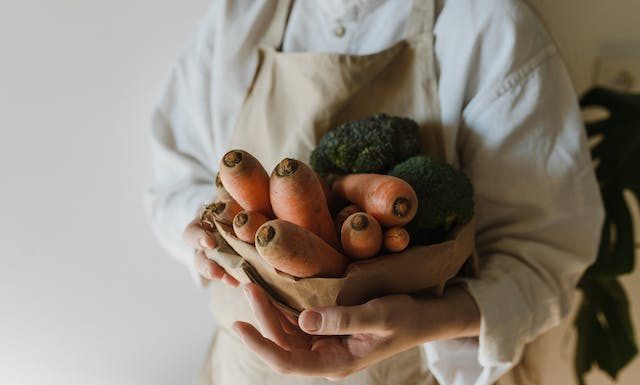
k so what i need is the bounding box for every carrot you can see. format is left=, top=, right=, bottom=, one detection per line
left=233, top=210, right=268, bottom=244
left=341, top=213, right=383, bottom=259
left=383, top=226, right=410, bottom=253
left=315, top=171, right=335, bottom=211
left=255, top=219, right=348, bottom=278
left=332, top=174, right=418, bottom=227
left=201, top=199, right=243, bottom=226
left=270, top=158, right=339, bottom=249
left=335, top=204, right=361, bottom=231
left=214, top=172, right=233, bottom=201
left=219, top=149, right=273, bottom=216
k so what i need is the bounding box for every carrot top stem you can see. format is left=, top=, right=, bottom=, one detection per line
left=393, top=198, right=411, bottom=217
left=350, top=214, right=369, bottom=230
left=256, top=225, right=275, bottom=246
left=200, top=203, right=218, bottom=231
left=275, top=158, right=299, bottom=177
left=212, top=201, right=226, bottom=214
left=234, top=212, right=248, bottom=226
left=223, top=150, right=243, bottom=167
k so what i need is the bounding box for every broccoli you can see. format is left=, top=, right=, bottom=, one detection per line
left=389, top=156, right=474, bottom=245
left=310, top=114, right=421, bottom=175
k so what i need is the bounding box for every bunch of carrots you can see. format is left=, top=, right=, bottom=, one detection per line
left=201, top=149, right=419, bottom=279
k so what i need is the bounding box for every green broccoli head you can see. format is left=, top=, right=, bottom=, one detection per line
left=310, top=114, right=421, bottom=174
left=390, top=156, right=474, bottom=244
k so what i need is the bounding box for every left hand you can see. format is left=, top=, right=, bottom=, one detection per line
left=233, top=283, right=480, bottom=380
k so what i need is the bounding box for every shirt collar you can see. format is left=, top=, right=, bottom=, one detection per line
left=315, top=0, right=387, bottom=22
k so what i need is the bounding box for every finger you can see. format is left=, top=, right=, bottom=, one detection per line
left=233, top=321, right=297, bottom=374
left=280, top=313, right=302, bottom=335
left=244, top=283, right=307, bottom=349
left=183, top=218, right=217, bottom=250
left=299, top=299, right=391, bottom=336
left=243, top=284, right=289, bottom=346
left=222, top=273, right=240, bottom=287
left=194, top=250, right=227, bottom=280
left=233, top=322, right=341, bottom=376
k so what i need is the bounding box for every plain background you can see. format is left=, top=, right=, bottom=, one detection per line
left=0, top=1, right=638, bottom=384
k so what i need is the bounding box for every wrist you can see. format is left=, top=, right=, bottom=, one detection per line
left=414, top=285, right=481, bottom=342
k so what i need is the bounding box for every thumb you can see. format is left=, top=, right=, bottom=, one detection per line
left=298, top=300, right=389, bottom=335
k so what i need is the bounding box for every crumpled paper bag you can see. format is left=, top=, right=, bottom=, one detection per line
left=205, top=218, right=477, bottom=315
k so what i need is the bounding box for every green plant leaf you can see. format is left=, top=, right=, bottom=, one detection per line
left=584, top=188, right=635, bottom=277
left=575, top=87, right=640, bottom=384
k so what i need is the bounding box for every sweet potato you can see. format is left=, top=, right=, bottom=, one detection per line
left=341, top=213, right=383, bottom=259
left=233, top=210, right=268, bottom=244
left=219, top=150, right=273, bottom=216
left=255, top=219, right=348, bottom=278
left=270, top=158, right=339, bottom=248
left=332, top=174, right=418, bottom=227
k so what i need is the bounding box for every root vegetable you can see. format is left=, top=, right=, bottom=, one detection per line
left=332, top=174, right=418, bottom=227
left=255, top=220, right=348, bottom=278
left=315, top=171, right=335, bottom=210
left=214, top=172, right=233, bottom=201
left=340, top=213, right=383, bottom=259
left=233, top=210, right=269, bottom=244
left=201, top=200, right=243, bottom=226
left=219, top=150, right=273, bottom=216
left=270, top=158, right=339, bottom=248
left=383, top=227, right=410, bottom=253
left=335, top=204, right=361, bottom=231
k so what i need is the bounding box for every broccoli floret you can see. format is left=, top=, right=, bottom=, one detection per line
left=310, top=114, right=421, bottom=174
left=389, top=156, right=474, bottom=244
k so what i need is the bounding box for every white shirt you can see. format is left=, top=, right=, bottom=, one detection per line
left=144, top=1, right=604, bottom=384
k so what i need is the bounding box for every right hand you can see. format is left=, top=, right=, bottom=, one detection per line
left=183, top=217, right=239, bottom=287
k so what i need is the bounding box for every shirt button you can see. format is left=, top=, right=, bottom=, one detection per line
left=334, top=25, right=346, bottom=37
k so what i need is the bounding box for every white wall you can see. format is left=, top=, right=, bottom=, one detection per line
left=530, top=0, right=640, bottom=94
left=0, top=1, right=638, bottom=385
left=523, top=2, right=640, bottom=385
left=0, top=1, right=213, bottom=385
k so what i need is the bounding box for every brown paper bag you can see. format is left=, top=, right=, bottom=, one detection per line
left=205, top=218, right=477, bottom=315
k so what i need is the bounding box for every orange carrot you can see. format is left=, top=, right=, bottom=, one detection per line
left=233, top=210, right=268, bottom=244
left=214, top=172, right=233, bottom=201
left=201, top=199, right=243, bottom=226
left=335, top=204, right=361, bottom=231
left=255, top=219, right=348, bottom=278
left=383, top=226, right=410, bottom=253
left=219, top=150, right=273, bottom=216
left=315, top=171, right=335, bottom=211
left=269, top=158, right=339, bottom=249
left=332, top=174, right=418, bottom=227
left=341, top=213, right=383, bottom=259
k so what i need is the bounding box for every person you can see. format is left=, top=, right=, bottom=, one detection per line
left=145, top=0, right=604, bottom=384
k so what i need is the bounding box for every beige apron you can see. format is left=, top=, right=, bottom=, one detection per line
left=197, top=0, right=443, bottom=383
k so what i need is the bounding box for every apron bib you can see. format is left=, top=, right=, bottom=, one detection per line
left=199, top=1, right=443, bottom=383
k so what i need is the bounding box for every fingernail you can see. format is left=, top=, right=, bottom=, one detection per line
left=300, top=310, right=322, bottom=332
left=199, top=237, right=211, bottom=249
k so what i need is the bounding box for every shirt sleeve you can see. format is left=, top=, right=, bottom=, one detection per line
left=144, top=4, right=221, bottom=285
left=424, top=43, right=604, bottom=385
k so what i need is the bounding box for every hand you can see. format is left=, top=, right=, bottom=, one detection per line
left=182, top=217, right=239, bottom=287
left=233, top=283, right=480, bottom=379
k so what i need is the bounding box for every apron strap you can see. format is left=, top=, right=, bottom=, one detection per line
left=405, top=0, right=436, bottom=38
left=261, top=0, right=294, bottom=49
